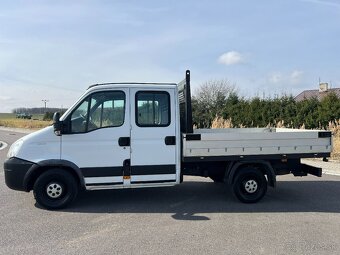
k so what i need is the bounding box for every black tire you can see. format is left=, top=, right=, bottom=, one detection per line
left=33, top=169, right=78, bottom=210
left=232, top=167, right=267, bottom=203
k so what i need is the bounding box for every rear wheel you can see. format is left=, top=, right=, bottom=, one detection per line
left=33, top=169, right=78, bottom=210
left=232, top=167, right=267, bottom=203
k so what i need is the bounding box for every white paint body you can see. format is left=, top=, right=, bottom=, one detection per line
left=183, top=128, right=332, bottom=158
left=7, top=83, right=332, bottom=192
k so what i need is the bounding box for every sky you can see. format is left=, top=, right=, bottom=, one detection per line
left=1, top=0, right=340, bottom=112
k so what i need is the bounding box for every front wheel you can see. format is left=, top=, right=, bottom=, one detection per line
left=232, top=167, right=267, bottom=203
left=33, top=169, right=78, bottom=210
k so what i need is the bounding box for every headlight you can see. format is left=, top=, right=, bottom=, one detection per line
left=7, top=139, right=23, bottom=158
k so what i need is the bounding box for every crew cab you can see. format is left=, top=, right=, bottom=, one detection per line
left=4, top=70, right=332, bottom=209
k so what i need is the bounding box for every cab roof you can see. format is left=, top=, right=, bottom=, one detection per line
left=88, top=82, right=177, bottom=90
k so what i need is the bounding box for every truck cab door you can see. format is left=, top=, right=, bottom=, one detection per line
left=61, top=89, right=130, bottom=189
left=128, top=87, right=179, bottom=186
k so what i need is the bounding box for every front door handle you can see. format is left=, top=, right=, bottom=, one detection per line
left=165, top=136, right=176, bottom=145
left=118, top=137, right=130, bottom=146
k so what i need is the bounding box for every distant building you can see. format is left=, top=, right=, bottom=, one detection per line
left=294, top=83, right=340, bottom=102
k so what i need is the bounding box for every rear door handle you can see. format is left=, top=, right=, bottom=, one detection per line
left=165, top=136, right=176, bottom=145
left=118, top=137, right=130, bottom=146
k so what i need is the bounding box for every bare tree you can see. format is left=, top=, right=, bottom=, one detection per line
left=192, top=79, right=237, bottom=128
left=194, top=79, right=236, bottom=107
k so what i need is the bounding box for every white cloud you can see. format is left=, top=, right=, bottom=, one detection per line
left=268, top=72, right=282, bottom=84
left=290, top=70, right=304, bottom=84
left=298, top=0, right=340, bottom=8
left=218, top=51, right=244, bottom=66
left=0, top=96, right=12, bottom=101
left=267, top=70, right=304, bottom=86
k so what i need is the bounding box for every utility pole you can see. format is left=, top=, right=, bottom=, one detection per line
left=42, top=99, right=49, bottom=113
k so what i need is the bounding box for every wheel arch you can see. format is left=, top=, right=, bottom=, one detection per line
left=23, top=160, right=85, bottom=191
left=226, top=160, right=276, bottom=188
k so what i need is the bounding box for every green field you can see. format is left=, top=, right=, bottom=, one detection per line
left=0, top=113, right=45, bottom=120
left=0, top=113, right=51, bottom=129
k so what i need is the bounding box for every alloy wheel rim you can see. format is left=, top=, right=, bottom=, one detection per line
left=46, top=183, right=63, bottom=199
left=244, top=179, right=258, bottom=193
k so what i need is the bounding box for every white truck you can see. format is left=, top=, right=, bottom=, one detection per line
left=4, top=70, right=332, bottom=209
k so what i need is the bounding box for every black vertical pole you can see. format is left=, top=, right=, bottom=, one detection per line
left=185, top=70, right=193, bottom=133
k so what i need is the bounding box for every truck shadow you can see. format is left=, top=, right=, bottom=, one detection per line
left=55, top=177, right=340, bottom=220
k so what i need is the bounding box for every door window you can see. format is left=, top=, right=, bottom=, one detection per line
left=70, top=91, right=125, bottom=133
left=136, top=91, right=170, bottom=127
left=70, top=99, right=90, bottom=133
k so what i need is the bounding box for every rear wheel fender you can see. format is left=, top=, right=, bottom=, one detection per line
left=226, top=160, right=276, bottom=188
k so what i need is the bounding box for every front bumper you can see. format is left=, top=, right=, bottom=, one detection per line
left=4, top=157, right=35, bottom=191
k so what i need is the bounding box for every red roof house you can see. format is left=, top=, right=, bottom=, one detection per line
left=294, top=83, right=340, bottom=102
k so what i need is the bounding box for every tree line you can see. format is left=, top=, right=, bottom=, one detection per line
left=192, top=80, right=340, bottom=129
left=12, top=107, right=65, bottom=115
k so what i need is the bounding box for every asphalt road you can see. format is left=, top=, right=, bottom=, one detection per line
left=1, top=130, right=340, bottom=255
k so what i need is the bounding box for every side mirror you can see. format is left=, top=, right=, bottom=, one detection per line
left=53, top=112, right=62, bottom=136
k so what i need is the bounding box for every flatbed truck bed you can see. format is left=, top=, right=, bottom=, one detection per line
left=183, top=128, right=331, bottom=160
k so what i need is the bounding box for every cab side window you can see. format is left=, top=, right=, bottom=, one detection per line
left=136, top=91, right=170, bottom=127
left=70, top=91, right=125, bottom=133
